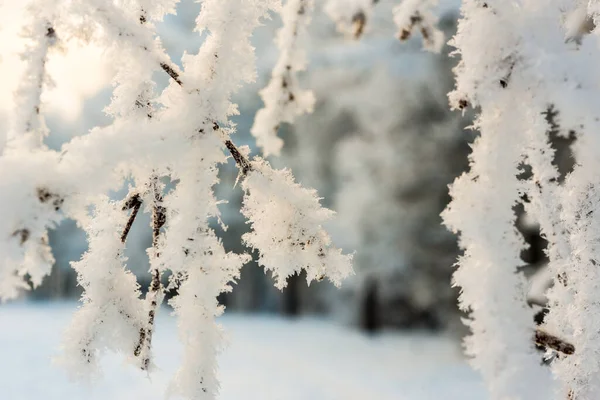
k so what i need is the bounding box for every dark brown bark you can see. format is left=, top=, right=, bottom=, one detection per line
left=224, top=139, right=252, bottom=176
left=534, top=329, right=575, bottom=355
left=121, top=193, right=142, bottom=243
left=160, top=62, right=182, bottom=86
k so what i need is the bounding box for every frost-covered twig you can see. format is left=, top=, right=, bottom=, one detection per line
left=60, top=0, right=171, bottom=375
left=59, top=197, right=146, bottom=378
left=81, top=0, right=258, bottom=176
left=224, top=139, right=253, bottom=176
left=393, top=0, right=444, bottom=53
left=0, top=1, right=61, bottom=301
left=325, top=0, right=379, bottom=39
left=251, top=0, right=315, bottom=156
left=72, top=0, right=182, bottom=89
left=134, top=176, right=166, bottom=371
left=10, top=24, right=57, bottom=150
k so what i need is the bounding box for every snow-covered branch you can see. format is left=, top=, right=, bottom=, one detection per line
left=252, top=0, right=315, bottom=157
left=134, top=176, right=167, bottom=371
left=59, top=197, right=146, bottom=379
left=9, top=4, right=57, bottom=151
left=445, top=0, right=600, bottom=398
left=441, top=1, right=576, bottom=398
left=0, top=1, right=61, bottom=301
left=393, top=0, right=444, bottom=53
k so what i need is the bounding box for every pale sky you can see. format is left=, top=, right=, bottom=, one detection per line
left=0, top=2, right=113, bottom=123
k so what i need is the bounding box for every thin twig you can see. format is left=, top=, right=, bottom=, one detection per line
left=535, top=328, right=575, bottom=355
left=132, top=14, right=168, bottom=370
left=22, top=21, right=56, bottom=136
left=224, top=139, right=252, bottom=176
left=95, top=3, right=183, bottom=90
left=159, top=61, right=250, bottom=178
left=134, top=176, right=166, bottom=370
left=121, top=193, right=142, bottom=243
left=160, top=62, right=182, bottom=86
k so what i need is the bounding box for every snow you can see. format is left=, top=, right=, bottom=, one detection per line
left=0, top=303, right=485, bottom=400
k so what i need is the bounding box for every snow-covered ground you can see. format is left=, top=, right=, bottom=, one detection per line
left=0, top=303, right=484, bottom=400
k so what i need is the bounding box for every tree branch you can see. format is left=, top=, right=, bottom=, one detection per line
left=105, top=15, right=250, bottom=179
left=134, top=176, right=165, bottom=371
left=137, top=8, right=181, bottom=88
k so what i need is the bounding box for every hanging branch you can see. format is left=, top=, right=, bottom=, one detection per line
left=442, top=2, right=559, bottom=398
left=0, top=3, right=62, bottom=300
left=251, top=0, right=315, bottom=157
left=101, top=8, right=169, bottom=372
left=134, top=176, right=166, bottom=371
left=134, top=13, right=165, bottom=371
left=58, top=198, right=146, bottom=379
left=10, top=18, right=57, bottom=150
left=442, top=1, right=600, bottom=398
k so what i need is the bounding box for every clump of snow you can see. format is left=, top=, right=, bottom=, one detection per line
left=241, top=158, right=353, bottom=289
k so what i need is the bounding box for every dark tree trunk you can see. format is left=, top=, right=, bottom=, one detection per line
left=283, top=273, right=301, bottom=316
left=361, top=279, right=379, bottom=333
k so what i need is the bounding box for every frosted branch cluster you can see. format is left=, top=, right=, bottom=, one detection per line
left=444, top=1, right=600, bottom=398
left=11, top=0, right=600, bottom=399
left=0, top=0, right=353, bottom=398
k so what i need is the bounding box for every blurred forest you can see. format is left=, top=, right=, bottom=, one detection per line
left=27, top=0, right=491, bottom=333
